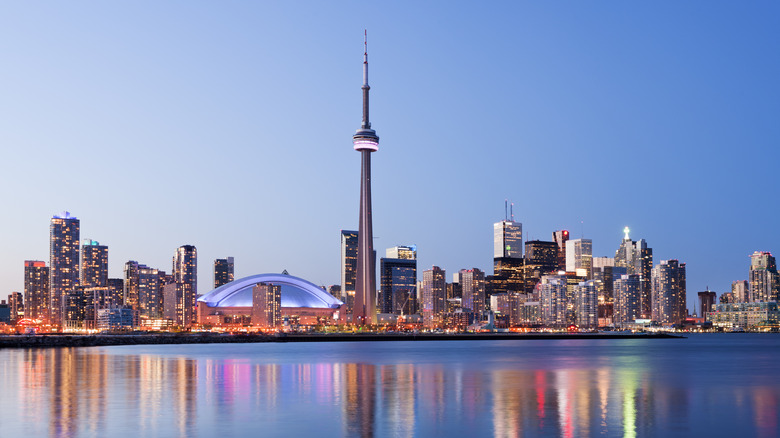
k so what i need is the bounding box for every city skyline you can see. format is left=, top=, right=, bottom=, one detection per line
left=1, top=2, right=779, bottom=309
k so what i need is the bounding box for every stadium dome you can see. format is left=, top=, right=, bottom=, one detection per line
left=197, top=273, right=343, bottom=309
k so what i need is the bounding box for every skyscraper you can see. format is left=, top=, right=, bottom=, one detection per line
left=24, top=261, right=49, bottom=321
left=651, top=259, right=687, bottom=325
left=459, top=268, right=485, bottom=314
left=494, top=220, right=523, bottom=259
left=552, top=230, right=569, bottom=271
left=731, top=280, right=748, bottom=303
left=565, top=238, right=593, bottom=278
left=614, top=274, right=641, bottom=324
left=614, top=228, right=653, bottom=318
left=173, top=245, right=198, bottom=326
left=379, top=247, right=417, bottom=315
left=574, top=280, right=598, bottom=328
left=8, top=292, right=23, bottom=323
left=748, top=251, right=778, bottom=302
left=539, top=274, right=567, bottom=327
left=252, top=282, right=281, bottom=328
left=81, top=239, right=108, bottom=288
left=422, top=266, right=446, bottom=328
left=353, top=34, right=380, bottom=326
left=340, top=230, right=359, bottom=315
left=50, top=211, right=80, bottom=325
left=524, top=240, right=558, bottom=293
left=214, top=257, right=234, bottom=288
left=698, top=290, right=716, bottom=318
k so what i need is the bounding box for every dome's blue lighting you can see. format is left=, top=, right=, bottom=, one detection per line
left=197, top=273, right=343, bottom=309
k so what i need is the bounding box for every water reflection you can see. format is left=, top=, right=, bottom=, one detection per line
left=1, top=339, right=779, bottom=437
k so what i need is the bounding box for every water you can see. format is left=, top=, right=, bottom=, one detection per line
left=0, top=334, right=778, bottom=437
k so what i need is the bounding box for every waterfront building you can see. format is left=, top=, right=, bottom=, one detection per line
left=213, top=257, right=234, bottom=288
left=8, top=292, right=23, bottom=323
left=123, top=261, right=141, bottom=310
left=81, top=239, right=108, bottom=288
left=651, top=260, right=687, bottom=325
left=379, top=255, right=417, bottom=315
left=614, top=228, right=653, bottom=318
left=50, top=211, right=80, bottom=325
left=173, top=245, right=198, bottom=326
left=731, top=280, right=748, bottom=303
left=493, top=257, right=524, bottom=294
left=566, top=238, right=593, bottom=279
left=0, top=302, right=10, bottom=323
left=352, top=37, right=380, bottom=326
left=252, top=282, right=282, bottom=328
left=539, top=275, right=567, bottom=327
left=24, top=261, right=49, bottom=321
left=575, top=280, right=598, bottom=329
left=422, top=266, right=446, bottom=328
left=698, top=290, right=717, bottom=318
left=96, top=307, right=136, bottom=331
left=552, top=230, right=570, bottom=271
left=748, top=251, right=778, bottom=302
left=708, top=302, right=780, bottom=331
left=494, top=220, right=523, bottom=259
left=459, top=269, right=485, bottom=314
left=614, top=274, right=641, bottom=324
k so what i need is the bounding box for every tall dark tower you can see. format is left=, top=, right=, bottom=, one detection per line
left=353, top=32, right=379, bottom=325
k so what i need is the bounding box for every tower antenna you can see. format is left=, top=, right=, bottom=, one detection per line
left=511, top=202, right=514, bottom=222
left=504, top=199, right=507, bottom=221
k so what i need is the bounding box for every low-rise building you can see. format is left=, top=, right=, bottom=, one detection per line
left=708, top=302, right=780, bottom=331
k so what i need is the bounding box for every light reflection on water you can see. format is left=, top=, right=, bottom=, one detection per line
left=1, top=335, right=779, bottom=437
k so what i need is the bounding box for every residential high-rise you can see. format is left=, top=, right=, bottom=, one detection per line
left=50, top=211, right=80, bottom=325
left=731, top=280, right=748, bottom=303
left=614, top=228, right=653, bottom=318
left=698, top=290, right=717, bottom=318
left=748, top=251, right=778, bottom=302
left=24, top=261, right=49, bottom=321
left=574, top=280, right=598, bottom=328
left=123, top=261, right=141, bottom=309
left=565, top=238, right=592, bottom=278
left=252, top=282, right=281, bottom=328
left=214, top=257, right=235, bottom=289
left=539, top=275, right=567, bottom=327
left=379, top=247, right=417, bottom=315
left=8, top=292, right=23, bottom=323
left=81, top=239, right=108, bottom=288
left=614, top=274, right=641, bottom=324
left=352, top=35, right=380, bottom=326
left=459, top=268, right=485, bottom=314
left=651, top=260, right=687, bottom=325
left=340, top=230, right=359, bottom=315
left=552, top=230, right=570, bottom=271
left=494, top=220, right=523, bottom=259
left=422, top=266, right=446, bottom=328
left=173, top=245, right=198, bottom=326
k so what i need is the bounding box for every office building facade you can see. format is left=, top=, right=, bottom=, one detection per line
left=422, top=266, right=446, bottom=328
left=214, top=257, right=235, bottom=289
left=379, top=250, right=417, bottom=315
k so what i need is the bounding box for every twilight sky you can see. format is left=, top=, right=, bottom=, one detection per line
left=1, top=1, right=778, bottom=309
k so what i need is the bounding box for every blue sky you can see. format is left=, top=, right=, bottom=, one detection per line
left=1, top=2, right=778, bottom=309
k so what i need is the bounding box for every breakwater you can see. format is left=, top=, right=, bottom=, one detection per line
left=0, top=331, right=682, bottom=348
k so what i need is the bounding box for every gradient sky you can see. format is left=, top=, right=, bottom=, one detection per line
left=1, top=2, right=778, bottom=309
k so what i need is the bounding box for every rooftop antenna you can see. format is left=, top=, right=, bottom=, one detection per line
left=511, top=202, right=514, bottom=222
left=580, top=220, right=584, bottom=238
left=504, top=199, right=508, bottom=221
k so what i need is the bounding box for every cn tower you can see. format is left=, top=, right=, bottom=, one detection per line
left=352, top=32, right=379, bottom=325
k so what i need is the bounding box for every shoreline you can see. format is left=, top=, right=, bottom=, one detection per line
left=0, top=332, right=684, bottom=349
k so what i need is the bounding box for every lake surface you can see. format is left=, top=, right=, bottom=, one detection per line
left=0, top=334, right=778, bottom=437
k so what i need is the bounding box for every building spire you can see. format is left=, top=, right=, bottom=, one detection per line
left=362, top=29, right=371, bottom=129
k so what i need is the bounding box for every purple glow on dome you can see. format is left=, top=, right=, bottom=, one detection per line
left=198, top=273, right=343, bottom=309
